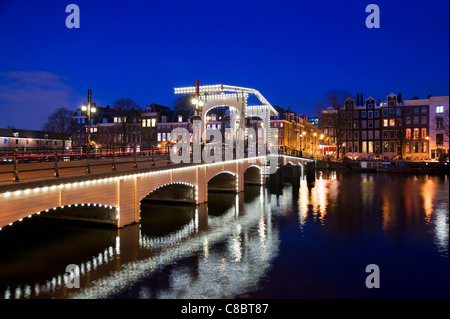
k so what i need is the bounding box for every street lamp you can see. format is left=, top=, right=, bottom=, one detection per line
left=192, top=98, right=204, bottom=116
left=312, top=132, right=317, bottom=157
left=81, top=89, right=96, bottom=174
left=319, top=134, right=325, bottom=158
left=299, top=133, right=303, bottom=157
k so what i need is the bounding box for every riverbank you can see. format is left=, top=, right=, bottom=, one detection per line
left=315, top=159, right=449, bottom=174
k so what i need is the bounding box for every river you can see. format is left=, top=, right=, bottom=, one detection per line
left=0, top=171, right=448, bottom=299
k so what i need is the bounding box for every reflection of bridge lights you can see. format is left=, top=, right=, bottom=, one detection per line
left=58, top=191, right=278, bottom=299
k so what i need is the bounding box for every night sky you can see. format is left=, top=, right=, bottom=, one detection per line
left=0, top=0, right=448, bottom=130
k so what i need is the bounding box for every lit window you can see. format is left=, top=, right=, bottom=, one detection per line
left=157, top=133, right=161, bottom=141
left=178, top=115, right=183, bottom=122
left=436, top=106, right=444, bottom=114
left=421, top=142, right=427, bottom=153
left=406, top=128, right=411, bottom=139
left=383, top=119, right=388, bottom=127
left=389, top=119, right=395, bottom=126
left=151, top=118, right=156, bottom=127
left=421, top=128, right=427, bottom=139
left=142, top=120, right=147, bottom=127
left=413, top=128, right=419, bottom=139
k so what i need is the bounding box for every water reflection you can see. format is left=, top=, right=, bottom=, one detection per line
left=0, top=171, right=448, bottom=299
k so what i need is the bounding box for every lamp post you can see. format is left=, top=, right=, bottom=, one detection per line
left=299, top=133, right=303, bottom=157
left=81, top=89, right=96, bottom=174
left=312, top=132, right=317, bottom=158
left=319, top=134, right=324, bottom=159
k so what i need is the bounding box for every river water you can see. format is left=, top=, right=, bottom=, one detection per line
left=0, top=171, right=448, bottom=299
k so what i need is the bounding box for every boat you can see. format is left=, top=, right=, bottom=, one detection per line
left=376, top=161, right=430, bottom=173
left=343, top=158, right=389, bottom=172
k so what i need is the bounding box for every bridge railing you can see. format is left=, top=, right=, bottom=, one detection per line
left=0, top=143, right=311, bottom=183
left=0, top=146, right=170, bottom=183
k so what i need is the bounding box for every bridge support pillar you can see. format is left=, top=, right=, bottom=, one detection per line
left=236, top=161, right=244, bottom=193
left=117, top=177, right=140, bottom=228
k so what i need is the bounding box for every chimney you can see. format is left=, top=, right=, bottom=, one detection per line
left=361, top=93, right=364, bottom=106
left=356, top=93, right=360, bottom=106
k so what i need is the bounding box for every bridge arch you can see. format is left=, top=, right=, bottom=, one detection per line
left=140, top=182, right=197, bottom=205
left=244, top=165, right=263, bottom=185
left=207, top=171, right=238, bottom=192
left=2, top=202, right=119, bottom=230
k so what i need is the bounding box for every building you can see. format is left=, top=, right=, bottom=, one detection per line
left=321, top=92, right=449, bottom=161
left=0, top=128, right=71, bottom=157
left=248, top=106, right=324, bottom=158
left=141, top=103, right=171, bottom=149
left=72, top=104, right=142, bottom=152
left=402, top=98, right=430, bottom=160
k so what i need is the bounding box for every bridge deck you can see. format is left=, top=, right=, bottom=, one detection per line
left=0, top=156, right=195, bottom=193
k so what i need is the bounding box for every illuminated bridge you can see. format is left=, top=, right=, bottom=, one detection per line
left=0, top=83, right=314, bottom=231
left=0, top=155, right=312, bottom=230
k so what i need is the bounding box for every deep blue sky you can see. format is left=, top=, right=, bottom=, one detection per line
left=0, top=0, right=448, bottom=130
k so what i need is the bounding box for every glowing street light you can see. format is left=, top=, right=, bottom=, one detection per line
left=81, top=89, right=96, bottom=174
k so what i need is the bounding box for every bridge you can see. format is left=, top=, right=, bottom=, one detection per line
left=0, top=154, right=312, bottom=230
left=0, top=82, right=314, bottom=231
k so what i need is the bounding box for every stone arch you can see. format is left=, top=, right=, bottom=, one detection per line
left=141, top=182, right=197, bottom=205
left=243, top=165, right=262, bottom=185
left=207, top=171, right=238, bottom=192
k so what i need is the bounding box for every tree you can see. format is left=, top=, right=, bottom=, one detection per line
left=173, top=94, right=194, bottom=110
left=42, top=107, right=73, bottom=152
left=113, top=97, right=141, bottom=113
left=314, top=90, right=352, bottom=160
